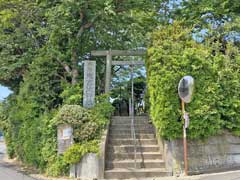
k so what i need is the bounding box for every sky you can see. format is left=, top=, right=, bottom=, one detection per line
left=0, top=85, right=12, bottom=101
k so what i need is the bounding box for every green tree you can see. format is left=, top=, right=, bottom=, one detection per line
left=0, top=1, right=46, bottom=90
left=0, top=0, right=161, bottom=90
left=147, top=22, right=240, bottom=140
left=0, top=0, right=162, bottom=175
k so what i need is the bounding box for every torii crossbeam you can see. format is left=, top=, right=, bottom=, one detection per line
left=91, top=50, right=146, bottom=93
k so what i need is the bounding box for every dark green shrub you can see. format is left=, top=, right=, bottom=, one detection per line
left=92, top=94, right=115, bottom=127
left=54, top=105, right=90, bottom=126
left=53, top=94, right=114, bottom=165
left=54, top=94, right=114, bottom=143
left=54, top=105, right=99, bottom=143
left=147, top=22, right=240, bottom=140
left=216, top=45, right=240, bottom=135
left=46, top=156, right=69, bottom=177
left=74, top=121, right=99, bottom=142
left=63, top=140, right=99, bottom=164
left=60, top=83, right=83, bottom=105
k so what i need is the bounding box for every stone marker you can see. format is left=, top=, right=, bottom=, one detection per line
left=57, top=124, right=73, bottom=154
left=83, top=60, right=96, bottom=108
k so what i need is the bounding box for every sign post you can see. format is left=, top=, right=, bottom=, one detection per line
left=178, top=76, right=194, bottom=176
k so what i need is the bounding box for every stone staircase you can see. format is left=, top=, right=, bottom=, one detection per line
left=104, top=116, right=170, bottom=179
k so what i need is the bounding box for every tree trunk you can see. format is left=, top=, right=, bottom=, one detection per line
left=71, top=69, right=79, bottom=85
left=71, top=49, right=79, bottom=85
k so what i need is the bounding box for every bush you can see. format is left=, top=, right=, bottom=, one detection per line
left=74, top=121, right=99, bottom=142
left=46, top=156, right=69, bottom=177
left=147, top=22, right=240, bottom=140
left=92, top=94, right=115, bottom=127
left=54, top=94, right=114, bottom=143
left=54, top=105, right=90, bottom=126
left=60, top=83, right=83, bottom=105
left=54, top=105, right=101, bottom=143
left=63, top=140, right=99, bottom=164
left=53, top=94, right=114, bottom=165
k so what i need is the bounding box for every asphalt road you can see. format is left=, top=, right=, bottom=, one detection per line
left=0, top=141, right=40, bottom=180
left=1, top=140, right=240, bottom=180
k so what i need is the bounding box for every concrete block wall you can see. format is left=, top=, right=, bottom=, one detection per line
left=70, top=124, right=109, bottom=179
left=158, top=131, right=240, bottom=175
left=70, top=153, right=100, bottom=179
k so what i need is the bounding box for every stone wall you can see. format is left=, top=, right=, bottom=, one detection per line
left=70, top=153, right=100, bottom=179
left=70, top=124, right=109, bottom=179
left=158, top=131, right=240, bottom=175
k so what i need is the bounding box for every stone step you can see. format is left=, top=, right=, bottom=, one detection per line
left=107, top=152, right=163, bottom=160
left=109, top=139, right=157, bottom=146
left=104, top=168, right=170, bottom=179
left=109, top=145, right=160, bottom=153
left=111, top=125, right=154, bottom=131
left=106, top=160, right=165, bottom=169
left=111, top=116, right=150, bottom=125
left=109, top=129, right=155, bottom=134
left=111, top=120, right=150, bottom=125
left=111, top=123, right=153, bottom=127
left=110, top=133, right=155, bottom=139
left=111, top=122, right=151, bottom=126
left=112, top=116, right=149, bottom=120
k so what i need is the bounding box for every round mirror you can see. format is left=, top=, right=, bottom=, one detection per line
left=178, top=76, right=194, bottom=103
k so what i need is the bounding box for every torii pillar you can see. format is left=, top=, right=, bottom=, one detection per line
left=91, top=50, right=146, bottom=93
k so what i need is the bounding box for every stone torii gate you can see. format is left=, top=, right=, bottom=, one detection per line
left=91, top=50, right=146, bottom=93
left=79, top=50, right=146, bottom=178
left=83, top=50, right=146, bottom=108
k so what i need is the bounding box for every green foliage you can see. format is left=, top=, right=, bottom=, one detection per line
left=74, top=121, right=99, bottom=142
left=0, top=54, right=65, bottom=172
left=216, top=45, right=240, bottom=135
left=147, top=22, right=240, bottom=140
left=54, top=105, right=90, bottom=126
left=63, top=140, right=99, bottom=164
left=0, top=99, right=15, bottom=158
left=54, top=105, right=94, bottom=142
left=91, top=94, right=114, bottom=123
left=60, top=83, right=83, bottom=105
left=0, top=1, right=239, bottom=177
left=0, top=0, right=161, bottom=92
left=0, top=0, right=159, bottom=177
left=53, top=95, right=114, bottom=166
left=45, top=156, right=69, bottom=177
left=54, top=94, right=114, bottom=143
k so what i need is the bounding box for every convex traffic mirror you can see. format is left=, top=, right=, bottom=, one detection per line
left=178, top=75, right=194, bottom=176
left=178, top=76, right=194, bottom=103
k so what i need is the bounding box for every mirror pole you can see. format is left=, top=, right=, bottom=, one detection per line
left=181, top=100, right=188, bottom=176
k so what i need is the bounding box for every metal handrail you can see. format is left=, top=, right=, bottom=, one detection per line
left=130, top=65, right=137, bottom=169
left=131, top=105, right=137, bottom=168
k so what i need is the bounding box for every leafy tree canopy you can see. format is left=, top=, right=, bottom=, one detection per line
left=0, top=0, right=162, bottom=175
left=0, top=0, right=161, bottom=91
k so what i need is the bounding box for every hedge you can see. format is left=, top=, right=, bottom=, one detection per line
left=146, top=22, right=240, bottom=140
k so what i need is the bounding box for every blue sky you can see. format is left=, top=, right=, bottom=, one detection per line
left=0, top=85, right=12, bottom=101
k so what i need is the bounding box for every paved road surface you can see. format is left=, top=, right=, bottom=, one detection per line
left=198, top=171, right=240, bottom=180
left=1, top=140, right=240, bottom=180
left=0, top=141, right=40, bottom=180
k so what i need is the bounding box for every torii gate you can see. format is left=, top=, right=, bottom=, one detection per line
left=91, top=50, right=146, bottom=93
left=78, top=49, right=147, bottom=178
left=90, top=50, right=147, bottom=169
left=83, top=50, right=146, bottom=108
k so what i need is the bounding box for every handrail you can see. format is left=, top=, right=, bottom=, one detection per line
left=130, top=65, right=137, bottom=169
left=131, top=105, right=137, bottom=168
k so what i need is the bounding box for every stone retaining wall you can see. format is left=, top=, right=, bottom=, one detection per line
left=70, top=124, right=109, bottom=179
left=158, top=131, right=240, bottom=175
